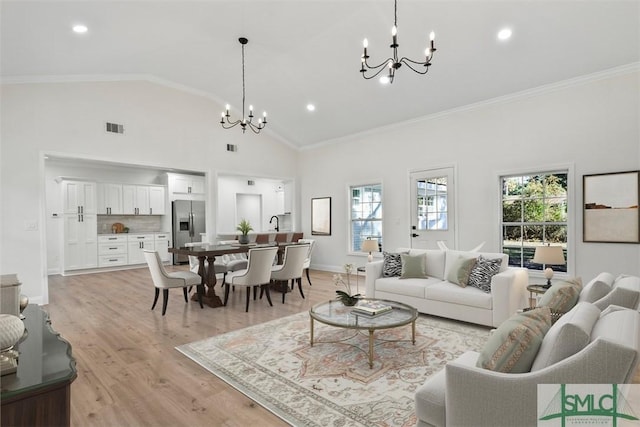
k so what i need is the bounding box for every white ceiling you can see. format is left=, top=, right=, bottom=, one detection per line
left=2, top=1, right=639, bottom=149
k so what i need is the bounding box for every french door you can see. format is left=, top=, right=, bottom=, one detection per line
left=410, top=167, right=456, bottom=249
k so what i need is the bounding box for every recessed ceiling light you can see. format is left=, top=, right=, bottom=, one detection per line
left=497, top=28, right=512, bottom=41
left=72, top=24, right=88, bottom=34
left=306, top=104, right=316, bottom=112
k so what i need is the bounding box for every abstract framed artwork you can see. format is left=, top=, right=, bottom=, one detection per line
left=311, top=197, right=331, bottom=236
left=583, top=171, right=640, bottom=243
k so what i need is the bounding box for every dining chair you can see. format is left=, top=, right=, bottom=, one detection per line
left=223, top=246, right=278, bottom=312
left=255, top=234, right=270, bottom=244
left=185, top=242, right=229, bottom=292
left=275, top=233, right=288, bottom=243
left=270, top=244, right=309, bottom=304
left=144, top=250, right=202, bottom=315
left=291, top=232, right=303, bottom=242
left=297, top=238, right=316, bottom=286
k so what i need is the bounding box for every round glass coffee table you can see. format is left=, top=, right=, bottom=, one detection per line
left=309, top=298, right=418, bottom=368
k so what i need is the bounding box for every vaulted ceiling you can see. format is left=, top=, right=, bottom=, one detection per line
left=2, top=1, right=639, bottom=148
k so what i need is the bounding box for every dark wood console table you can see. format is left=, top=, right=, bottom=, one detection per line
left=1, top=304, right=77, bottom=427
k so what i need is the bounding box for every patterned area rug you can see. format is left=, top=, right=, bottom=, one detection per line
left=176, top=311, right=490, bottom=427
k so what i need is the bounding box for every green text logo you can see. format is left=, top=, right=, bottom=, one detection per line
left=539, top=384, right=639, bottom=426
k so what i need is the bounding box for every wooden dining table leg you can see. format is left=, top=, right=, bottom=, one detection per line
left=189, top=255, right=223, bottom=308
left=203, top=255, right=223, bottom=308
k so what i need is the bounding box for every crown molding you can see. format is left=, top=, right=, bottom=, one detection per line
left=302, top=62, right=640, bottom=151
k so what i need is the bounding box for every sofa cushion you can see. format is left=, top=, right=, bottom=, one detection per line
left=446, top=255, right=477, bottom=287
left=591, top=308, right=640, bottom=351
left=613, top=274, right=640, bottom=292
left=400, top=248, right=446, bottom=280
left=538, top=277, right=583, bottom=313
left=530, top=302, right=601, bottom=371
left=375, top=277, right=437, bottom=298
left=476, top=307, right=552, bottom=373
left=578, top=272, right=614, bottom=304
left=414, top=351, right=478, bottom=427
left=382, top=251, right=406, bottom=277
left=445, top=250, right=508, bottom=278
left=467, top=256, right=502, bottom=293
left=427, top=281, right=493, bottom=309
left=400, top=253, right=428, bottom=279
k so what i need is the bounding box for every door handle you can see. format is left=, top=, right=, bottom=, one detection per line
left=411, top=233, right=419, bottom=237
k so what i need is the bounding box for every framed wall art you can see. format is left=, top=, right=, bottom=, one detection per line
left=583, top=170, right=640, bottom=243
left=311, top=197, right=331, bottom=236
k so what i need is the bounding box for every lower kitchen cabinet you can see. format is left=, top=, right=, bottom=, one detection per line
left=98, top=235, right=127, bottom=267
left=154, top=233, right=170, bottom=262
left=127, top=234, right=153, bottom=264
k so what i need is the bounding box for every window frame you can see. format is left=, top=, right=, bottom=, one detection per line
left=498, top=165, right=574, bottom=278
left=348, top=182, right=383, bottom=256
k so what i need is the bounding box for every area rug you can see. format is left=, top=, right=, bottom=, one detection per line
left=176, top=311, right=491, bottom=427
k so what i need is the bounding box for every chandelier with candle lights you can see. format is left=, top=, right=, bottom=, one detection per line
left=221, top=37, right=267, bottom=134
left=360, top=0, right=437, bottom=84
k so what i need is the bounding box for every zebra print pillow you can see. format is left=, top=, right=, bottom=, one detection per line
left=383, top=251, right=406, bottom=277
left=468, top=255, right=502, bottom=293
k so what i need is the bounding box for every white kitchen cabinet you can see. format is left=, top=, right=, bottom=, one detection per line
left=123, top=185, right=165, bottom=215
left=63, top=213, right=98, bottom=271
left=127, top=234, right=153, bottom=264
left=148, top=186, right=166, bottom=215
left=62, top=181, right=97, bottom=215
left=173, top=175, right=205, bottom=195
left=123, top=185, right=150, bottom=215
left=98, top=235, right=127, bottom=267
left=154, top=233, right=170, bottom=262
left=97, top=183, right=123, bottom=215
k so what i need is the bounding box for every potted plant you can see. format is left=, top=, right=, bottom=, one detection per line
left=333, top=263, right=361, bottom=306
left=236, top=219, right=253, bottom=244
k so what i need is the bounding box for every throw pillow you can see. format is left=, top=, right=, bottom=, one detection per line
left=446, top=255, right=477, bottom=287
left=467, top=256, right=502, bottom=293
left=476, top=307, right=552, bottom=373
left=382, top=251, right=405, bottom=277
left=538, top=277, right=583, bottom=313
left=530, top=302, right=601, bottom=371
left=400, top=253, right=427, bottom=279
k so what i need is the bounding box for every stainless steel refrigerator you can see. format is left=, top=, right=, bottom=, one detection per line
left=172, top=200, right=206, bottom=264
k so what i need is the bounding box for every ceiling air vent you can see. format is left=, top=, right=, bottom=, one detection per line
left=247, top=180, right=255, bottom=186
left=226, top=144, right=237, bottom=152
left=105, top=122, right=124, bottom=134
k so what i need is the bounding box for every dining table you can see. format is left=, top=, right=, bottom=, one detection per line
left=168, top=241, right=304, bottom=308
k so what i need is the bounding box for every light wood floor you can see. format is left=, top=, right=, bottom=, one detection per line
left=47, top=266, right=340, bottom=426
left=46, top=267, right=640, bottom=426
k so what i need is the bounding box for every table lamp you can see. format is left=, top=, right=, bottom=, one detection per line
left=532, top=244, right=566, bottom=288
left=361, top=239, right=378, bottom=262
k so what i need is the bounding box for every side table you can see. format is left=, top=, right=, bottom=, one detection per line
left=1, top=304, right=77, bottom=427
left=526, top=284, right=550, bottom=308
left=355, top=266, right=366, bottom=295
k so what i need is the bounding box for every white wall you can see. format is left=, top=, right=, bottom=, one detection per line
left=298, top=68, right=640, bottom=281
left=217, top=175, right=286, bottom=233
left=0, top=80, right=298, bottom=303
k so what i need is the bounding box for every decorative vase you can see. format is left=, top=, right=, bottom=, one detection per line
left=336, top=290, right=361, bottom=307
left=0, top=314, right=25, bottom=351
left=238, top=234, right=250, bottom=245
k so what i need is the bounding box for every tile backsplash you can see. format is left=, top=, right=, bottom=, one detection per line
left=97, top=215, right=164, bottom=234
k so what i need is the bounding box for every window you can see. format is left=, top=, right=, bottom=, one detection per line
left=501, top=172, right=568, bottom=273
left=350, top=184, right=382, bottom=253
left=416, top=177, right=448, bottom=230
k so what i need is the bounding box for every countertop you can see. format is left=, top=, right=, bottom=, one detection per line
left=98, top=231, right=170, bottom=236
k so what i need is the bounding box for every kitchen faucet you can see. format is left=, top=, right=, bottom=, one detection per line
left=269, top=215, right=279, bottom=232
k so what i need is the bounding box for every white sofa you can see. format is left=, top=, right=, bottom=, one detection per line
left=415, top=303, right=640, bottom=427
left=365, top=248, right=529, bottom=327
